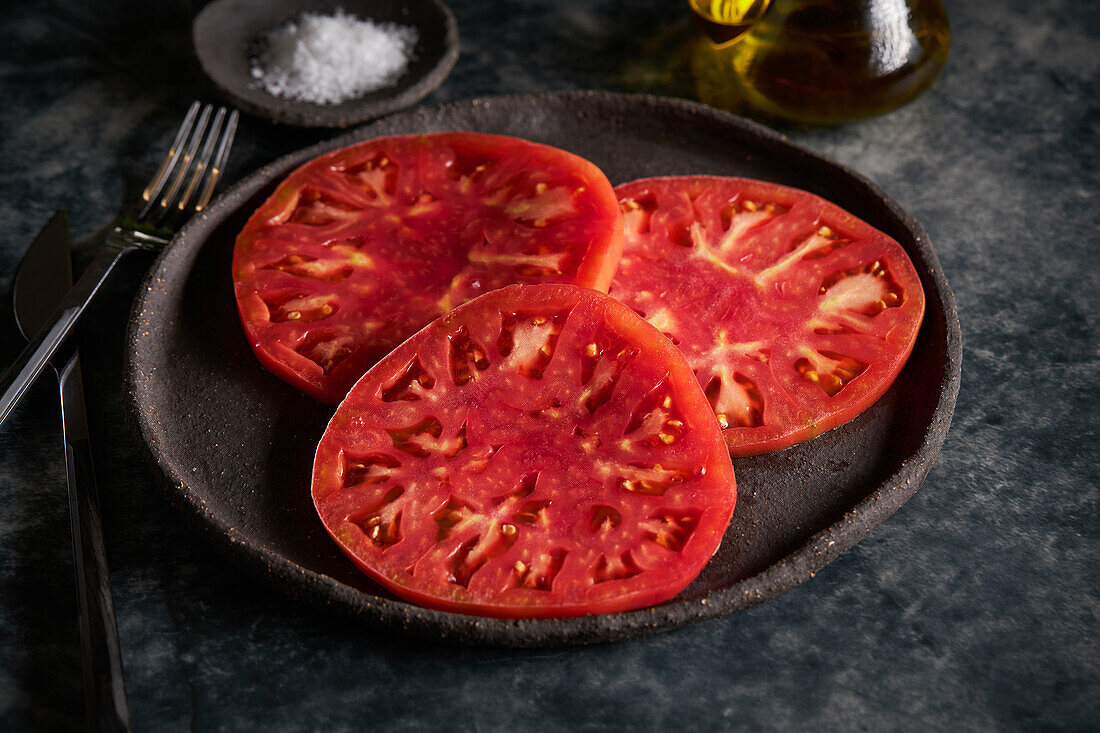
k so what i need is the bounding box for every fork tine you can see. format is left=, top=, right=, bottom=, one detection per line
left=154, top=104, right=213, bottom=223
left=176, top=107, right=226, bottom=214
left=195, top=109, right=238, bottom=213
left=139, top=101, right=200, bottom=219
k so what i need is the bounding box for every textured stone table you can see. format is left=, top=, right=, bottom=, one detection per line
left=1, top=0, right=1096, bottom=729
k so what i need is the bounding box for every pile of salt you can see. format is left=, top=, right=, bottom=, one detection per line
left=250, top=9, right=418, bottom=106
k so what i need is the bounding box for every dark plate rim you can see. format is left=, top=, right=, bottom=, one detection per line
left=191, top=0, right=461, bottom=128
left=125, top=90, right=962, bottom=646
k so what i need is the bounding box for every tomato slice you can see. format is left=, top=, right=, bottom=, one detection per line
left=312, top=284, right=736, bottom=618
left=233, top=133, right=624, bottom=404
left=609, top=176, right=925, bottom=456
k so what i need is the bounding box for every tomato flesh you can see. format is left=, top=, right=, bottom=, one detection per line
left=609, top=176, right=925, bottom=456
left=233, top=133, right=624, bottom=404
left=312, top=284, right=736, bottom=618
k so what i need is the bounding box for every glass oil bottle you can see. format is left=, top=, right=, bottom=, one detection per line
left=688, top=0, right=951, bottom=125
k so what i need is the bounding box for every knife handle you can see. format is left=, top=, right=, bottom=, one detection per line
left=0, top=245, right=131, bottom=429
left=59, top=354, right=132, bottom=732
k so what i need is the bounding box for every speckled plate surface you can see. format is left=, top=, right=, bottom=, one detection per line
left=125, top=91, right=961, bottom=646
left=192, top=0, right=459, bottom=128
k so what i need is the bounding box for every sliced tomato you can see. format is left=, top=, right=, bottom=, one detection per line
left=609, top=176, right=925, bottom=456
left=233, top=133, right=624, bottom=405
left=312, top=284, right=736, bottom=618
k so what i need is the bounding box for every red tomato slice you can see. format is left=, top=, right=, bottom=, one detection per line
left=233, top=133, right=624, bottom=405
left=609, top=176, right=925, bottom=457
left=312, top=284, right=736, bottom=618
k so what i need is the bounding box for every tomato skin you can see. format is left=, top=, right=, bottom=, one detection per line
left=610, top=176, right=925, bottom=456
left=312, top=284, right=735, bottom=618
left=233, top=133, right=624, bottom=405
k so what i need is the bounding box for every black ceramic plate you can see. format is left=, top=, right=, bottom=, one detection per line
left=192, top=0, right=459, bottom=128
left=126, top=92, right=961, bottom=647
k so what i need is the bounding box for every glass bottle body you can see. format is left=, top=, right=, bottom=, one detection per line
left=691, top=0, right=951, bottom=125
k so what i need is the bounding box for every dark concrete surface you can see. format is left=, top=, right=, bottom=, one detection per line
left=0, top=0, right=1095, bottom=730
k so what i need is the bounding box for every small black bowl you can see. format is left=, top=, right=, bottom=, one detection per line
left=192, top=0, right=459, bottom=128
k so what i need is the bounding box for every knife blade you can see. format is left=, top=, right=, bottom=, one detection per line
left=12, top=212, right=132, bottom=732
left=12, top=212, right=72, bottom=339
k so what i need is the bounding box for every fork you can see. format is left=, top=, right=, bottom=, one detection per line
left=0, top=102, right=239, bottom=428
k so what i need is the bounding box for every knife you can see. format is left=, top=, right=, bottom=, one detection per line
left=12, top=212, right=132, bottom=732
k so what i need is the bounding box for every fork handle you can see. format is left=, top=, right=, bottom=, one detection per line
left=60, top=353, right=132, bottom=732
left=0, top=245, right=132, bottom=429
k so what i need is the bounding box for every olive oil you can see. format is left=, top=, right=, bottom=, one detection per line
left=691, top=0, right=950, bottom=125
left=688, top=0, right=772, bottom=45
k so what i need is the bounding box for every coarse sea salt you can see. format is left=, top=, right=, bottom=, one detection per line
left=250, top=9, right=418, bottom=105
